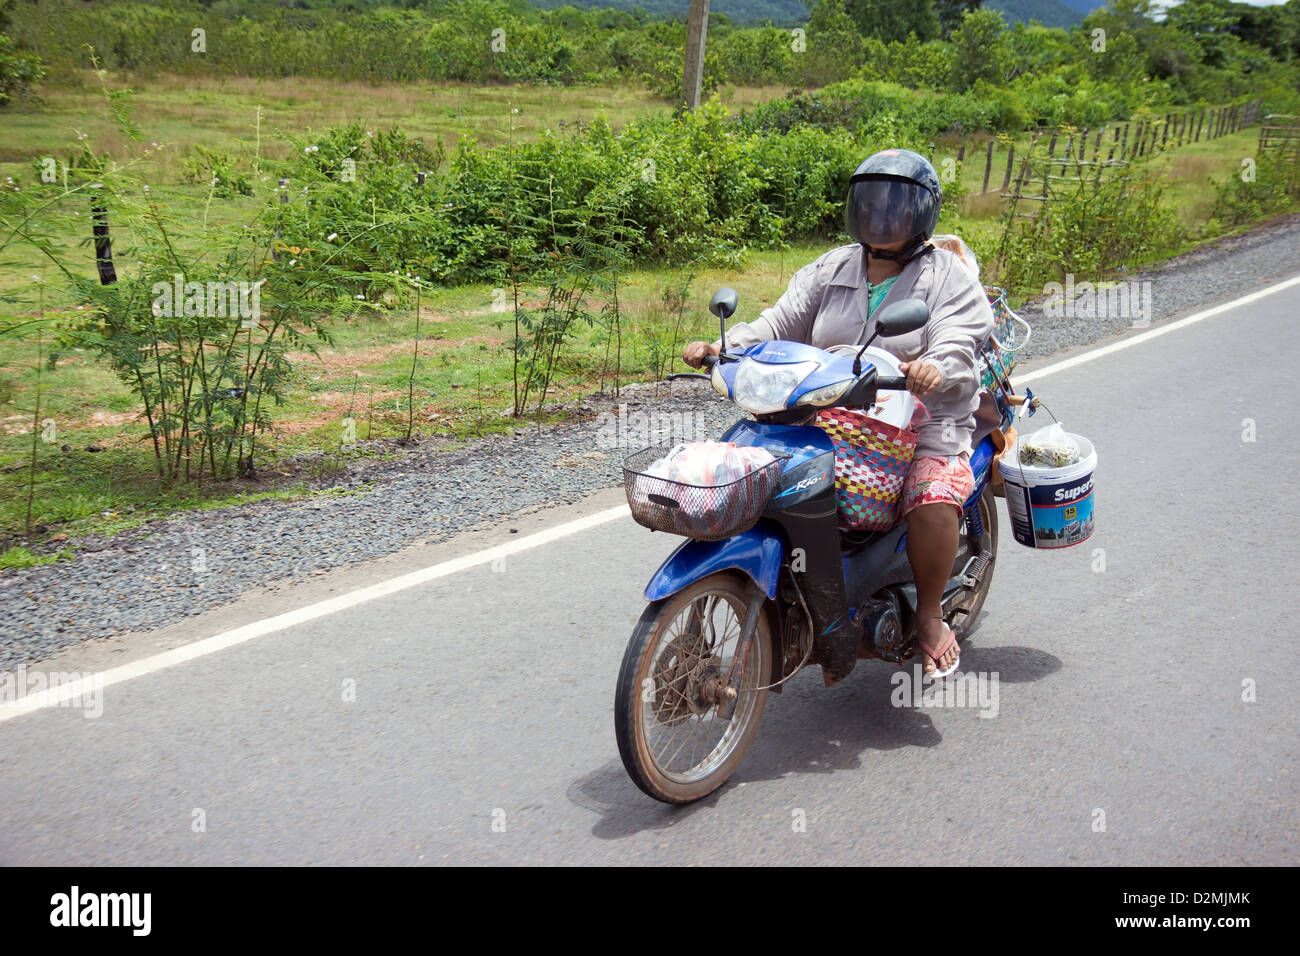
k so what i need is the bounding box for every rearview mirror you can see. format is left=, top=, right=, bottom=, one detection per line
left=874, top=298, right=930, bottom=337
left=709, top=287, right=738, bottom=321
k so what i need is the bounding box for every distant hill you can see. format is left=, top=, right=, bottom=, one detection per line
left=988, top=0, right=1086, bottom=29
left=529, top=0, right=1087, bottom=27
left=1057, top=0, right=1106, bottom=13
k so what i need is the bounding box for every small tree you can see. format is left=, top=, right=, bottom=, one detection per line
left=949, top=7, right=1009, bottom=92
left=799, top=0, right=866, bottom=87
left=844, top=0, right=940, bottom=44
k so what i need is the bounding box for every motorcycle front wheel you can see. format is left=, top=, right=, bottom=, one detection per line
left=614, top=573, right=771, bottom=805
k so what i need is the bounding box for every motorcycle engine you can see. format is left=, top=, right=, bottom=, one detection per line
left=862, top=594, right=905, bottom=662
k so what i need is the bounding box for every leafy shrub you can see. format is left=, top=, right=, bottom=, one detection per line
left=993, top=157, right=1185, bottom=293
left=1210, top=152, right=1300, bottom=228
left=859, top=35, right=954, bottom=92
left=0, top=29, right=42, bottom=107
left=270, top=99, right=890, bottom=289
left=180, top=145, right=253, bottom=197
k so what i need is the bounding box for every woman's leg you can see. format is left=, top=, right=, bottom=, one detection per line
left=905, top=502, right=960, bottom=674
left=900, top=454, right=975, bottom=674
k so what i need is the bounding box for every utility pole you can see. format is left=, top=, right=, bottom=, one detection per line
left=682, top=0, right=710, bottom=110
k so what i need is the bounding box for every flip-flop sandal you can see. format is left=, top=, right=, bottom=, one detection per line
left=917, top=622, right=960, bottom=679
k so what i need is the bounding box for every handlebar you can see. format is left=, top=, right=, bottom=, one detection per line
left=668, top=355, right=912, bottom=395
left=666, top=352, right=720, bottom=381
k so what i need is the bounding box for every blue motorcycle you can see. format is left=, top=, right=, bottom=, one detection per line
left=614, top=287, right=1014, bottom=804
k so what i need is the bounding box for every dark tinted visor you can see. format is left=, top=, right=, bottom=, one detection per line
left=846, top=177, right=933, bottom=246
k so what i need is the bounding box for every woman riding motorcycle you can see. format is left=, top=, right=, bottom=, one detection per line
left=683, top=148, right=995, bottom=678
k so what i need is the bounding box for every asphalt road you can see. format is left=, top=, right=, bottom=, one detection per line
left=1, top=280, right=1297, bottom=865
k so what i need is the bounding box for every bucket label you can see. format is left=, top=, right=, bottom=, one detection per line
left=1005, top=473, right=1096, bottom=549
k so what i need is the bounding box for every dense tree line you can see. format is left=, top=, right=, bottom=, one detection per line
left=4, top=0, right=1299, bottom=129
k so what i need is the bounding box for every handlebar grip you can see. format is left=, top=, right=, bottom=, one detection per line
left=875, top=374, right=909, bottom=391
left=702, top=353, right=718, bottom=369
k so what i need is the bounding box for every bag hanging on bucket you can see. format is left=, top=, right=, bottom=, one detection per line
left=816, top=401, right=930, bottom=531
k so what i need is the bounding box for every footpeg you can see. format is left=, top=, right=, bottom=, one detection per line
left=961, top=550, right=994, bottom=589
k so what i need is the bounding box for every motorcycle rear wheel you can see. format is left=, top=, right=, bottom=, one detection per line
left=950, top=484, right=999, bottom=640
left=615, top=573, right=771, bottom=805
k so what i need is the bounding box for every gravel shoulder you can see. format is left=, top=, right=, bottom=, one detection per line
left=4, top=214, right=1299, bottom=667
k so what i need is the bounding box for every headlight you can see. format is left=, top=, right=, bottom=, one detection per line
left=795, top=378, right=853, bottom=408
left=711, top=362, right=729, bottom=397
left=732, top=359, right=820, bottom=414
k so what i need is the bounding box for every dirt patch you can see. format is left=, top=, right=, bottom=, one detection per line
left=286, top=328, right=504, bottom=376
left=268, top=388, right=408, bottom=437
left=0, top=409, right=141, bottom=438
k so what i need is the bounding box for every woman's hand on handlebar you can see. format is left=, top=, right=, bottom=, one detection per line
left=682, top=341, right=720, bottom=369
left=898, top=359, right=942, bottom=397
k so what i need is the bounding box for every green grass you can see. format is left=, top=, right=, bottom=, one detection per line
left=0, top=544, right=73, bottom=569
left=0, top=70, right=786, bottom=183
left=0, top=431, right=321, bottom=541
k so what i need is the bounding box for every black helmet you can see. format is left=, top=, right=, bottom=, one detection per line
left=845, top=149, right=942, bottom=261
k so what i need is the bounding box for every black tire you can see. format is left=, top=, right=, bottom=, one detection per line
left=951, top=484, right=999, bottom=641
left=614, top=574, right=771, bottom=804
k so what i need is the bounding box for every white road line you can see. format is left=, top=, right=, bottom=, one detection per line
left=0, top=504, right=630, bottom=722
left=1014, top=273, right=1300, bottom=385
left=5, top=272, right=1299, bottom=721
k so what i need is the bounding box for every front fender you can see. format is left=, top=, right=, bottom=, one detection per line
left=644, top=523, right=785, bottom=602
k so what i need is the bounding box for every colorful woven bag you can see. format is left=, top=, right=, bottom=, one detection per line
left=815, top=403, right=928, bottom=531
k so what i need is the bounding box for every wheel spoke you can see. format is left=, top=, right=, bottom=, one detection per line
left=635, top=581, right=768, bottom=786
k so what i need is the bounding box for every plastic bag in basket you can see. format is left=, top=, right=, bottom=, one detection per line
left=652, top=441, right=771, bottom=486
left=630, top=441, right=777, bottom=537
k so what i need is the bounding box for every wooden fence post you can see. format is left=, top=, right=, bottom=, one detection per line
left=273, top=178, right=288, bottom=261
left=1042, top=133, right=1058, bottom=198
left=981, top=139, right=994, bottom=194
left=1001, top=143, right=1016, bottom=192
left=91, top=202, right=117, bottom=286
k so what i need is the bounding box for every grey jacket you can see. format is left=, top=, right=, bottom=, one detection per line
left=716, top=243, right=995, bottom=457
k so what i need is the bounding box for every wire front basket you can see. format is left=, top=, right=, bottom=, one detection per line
left=622, top=443, right=783, bottom=542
